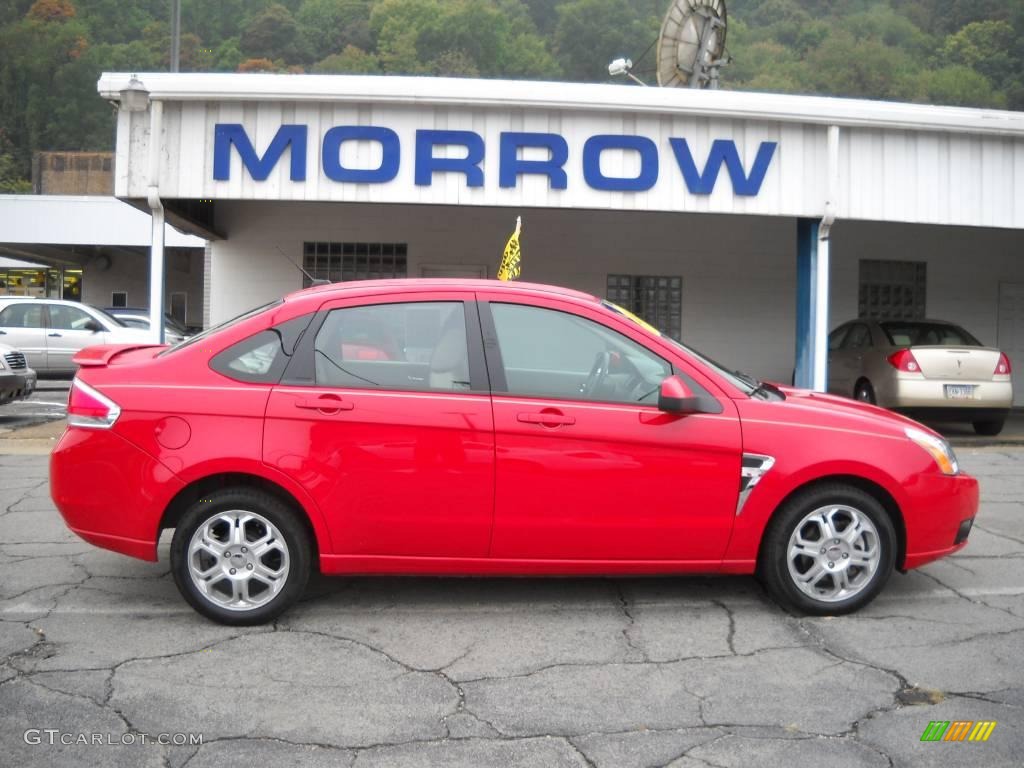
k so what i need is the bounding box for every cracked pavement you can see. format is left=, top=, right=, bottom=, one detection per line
left=1, top=449, right=1022, bottom=766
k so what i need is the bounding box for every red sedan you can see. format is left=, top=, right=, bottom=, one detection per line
left=50, top=280, right=978, bottom=624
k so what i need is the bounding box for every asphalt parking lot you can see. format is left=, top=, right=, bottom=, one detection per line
left=0, top=444, right=1021, bottom=767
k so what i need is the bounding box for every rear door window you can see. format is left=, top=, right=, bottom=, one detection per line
left=313, top=302, right=472, bottom=393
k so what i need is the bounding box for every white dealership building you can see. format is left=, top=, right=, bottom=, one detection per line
left=97, top=73, right=1024, bottom=400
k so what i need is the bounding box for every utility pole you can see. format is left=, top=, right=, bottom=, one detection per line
left=170, top=0, right=181, bottom=72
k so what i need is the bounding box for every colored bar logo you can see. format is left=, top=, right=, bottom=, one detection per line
left=920, top=721, right=997, bottom=742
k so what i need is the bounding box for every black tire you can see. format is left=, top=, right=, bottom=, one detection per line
left=973, top=420, right=1005, bottom=437
left=853, top=380, right=876, bottom=405
left=171, top=487, right=312, bottom=625
left=758, top=484, right=896, bottom=616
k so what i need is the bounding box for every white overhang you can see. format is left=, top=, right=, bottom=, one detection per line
left=0, top=195, right=205, bottom=248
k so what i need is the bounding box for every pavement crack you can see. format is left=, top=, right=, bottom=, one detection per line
left=613, top=580, right=647, bottom=662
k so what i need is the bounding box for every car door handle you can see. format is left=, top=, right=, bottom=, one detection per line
left=295, top=395, right=354, bottom=413
left=517, top=411, right=576, bottom=427
left=48, top=332, right=62, bottom=337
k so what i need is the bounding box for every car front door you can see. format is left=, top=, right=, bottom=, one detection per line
left=0, top=303, right=48, bottom=371
left=45, top=304, right=108, bottom=372
left=480, top=296, right=742, bottom=563
left=263, top=294, right=495, bottom=560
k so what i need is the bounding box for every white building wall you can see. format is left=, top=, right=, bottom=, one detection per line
left=81, top=249, right=205, bottom=326
left=212, top=202, right=1024, bottom=385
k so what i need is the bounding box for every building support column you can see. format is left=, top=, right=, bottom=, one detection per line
left=795, top=125, right=839, bottom=392
left=794, top=219, right=829, bottom=390
left=146, top=99, right=165, bottom=344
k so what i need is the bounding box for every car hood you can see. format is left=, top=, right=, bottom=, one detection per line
left=766, top=384, right=941, bottom=439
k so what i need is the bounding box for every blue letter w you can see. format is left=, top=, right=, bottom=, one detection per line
left=669, top=139, right=776, bottom=196
left=213, top=124, right=307, bottom=181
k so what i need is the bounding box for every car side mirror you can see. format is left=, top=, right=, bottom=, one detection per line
left=658, top=375, right=703, bottom=414
left=84, top=320, right=103, bottom=333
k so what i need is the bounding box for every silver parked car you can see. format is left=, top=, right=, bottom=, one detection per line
left=0, top=298, right=151, bottom=375
left=828, top=318, right=1013, bottom=436
left=0, top=342, right=36, bottom=406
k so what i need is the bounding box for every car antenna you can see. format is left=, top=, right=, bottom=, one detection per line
left=276, top=245, right=331, bottom=287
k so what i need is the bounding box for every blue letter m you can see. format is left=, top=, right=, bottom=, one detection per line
left=670, top=139, right=776, bottom=196
left=213, top=124, right=307, bottom=181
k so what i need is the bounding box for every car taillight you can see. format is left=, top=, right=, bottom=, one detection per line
left=67, top=379, right=121, bottom=429
left=995, top=353, right=1012, bottom=376
left=887, top=349, right=921, bottom=373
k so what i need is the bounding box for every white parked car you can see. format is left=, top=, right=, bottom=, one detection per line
left=0, top=298, right=152, bottom=375
left=0, top=342, right=36, bottom=405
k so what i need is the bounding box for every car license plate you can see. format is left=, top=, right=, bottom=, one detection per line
left=944, top=384, right=976, bottom=400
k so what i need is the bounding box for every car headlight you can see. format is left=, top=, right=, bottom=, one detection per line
left=905, top=426, right=959, bottom=475
left=0, top=357, right=6, bottom=371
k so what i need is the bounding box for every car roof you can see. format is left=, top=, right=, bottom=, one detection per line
left=285, top=278, right=598, bottom=304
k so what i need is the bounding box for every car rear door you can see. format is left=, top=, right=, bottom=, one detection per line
left=263, top=292, right=495, bottom=559
left=0, top=303, right=48, bottom=371
left=45, top=304, right=109, bottom=372
left=478, top=294, right=742, bottom=563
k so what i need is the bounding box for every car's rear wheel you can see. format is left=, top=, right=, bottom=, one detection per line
left=973, top=419, right=1005, bottom=436
left=170, top=488, right=311, bottom=625
left=759, top=484, right=896, bottom=615
left=853, top=380, right=876, bottom=405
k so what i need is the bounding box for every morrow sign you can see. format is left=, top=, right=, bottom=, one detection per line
left=213, top=124, right=778, bottom=196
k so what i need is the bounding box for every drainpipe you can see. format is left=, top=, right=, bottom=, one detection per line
left=812, top=125, right=840, bottom=392
left=147, top=99, right=165, bottom=344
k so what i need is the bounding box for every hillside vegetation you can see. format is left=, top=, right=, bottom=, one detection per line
left=1, top=0, right=1022, bottom=191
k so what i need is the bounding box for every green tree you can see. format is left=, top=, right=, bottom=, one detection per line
left=552, top=0, right=658, bottom=82
left=240, top=3, right=309, bottom=64
left=941, top=20, right=1017, bottom=90
left=313, top=44, right=381, bottom=73
left=0, top=152, right=32, bottom=193
left=297, top=0, right=373, bottom=62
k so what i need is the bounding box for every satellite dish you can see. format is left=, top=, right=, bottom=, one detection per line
left=656, top=0, right=728, bottom=89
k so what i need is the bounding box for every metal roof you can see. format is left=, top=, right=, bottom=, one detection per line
left=97, top=72, right=1024, bottom=138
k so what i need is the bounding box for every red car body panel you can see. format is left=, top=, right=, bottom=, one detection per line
left=49, top=279, right=979, bottom=578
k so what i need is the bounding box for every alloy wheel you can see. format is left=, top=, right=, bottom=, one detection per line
left=786, top=504, right=881, bottom=603
left=186, top=510, right=291, bottom=611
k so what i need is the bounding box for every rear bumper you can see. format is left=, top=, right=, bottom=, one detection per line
left=902, top=471, right=979, bottom=570
left=50, top=426, right=184, bottom=561
left=878, top=378, right=1012, bottom=412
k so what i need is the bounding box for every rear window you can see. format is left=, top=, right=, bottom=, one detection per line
left=210, top=314, right=314, bottom=384
left=160, top=300, right=283, bottom=356
left=880, top=322, right=981, bottom=347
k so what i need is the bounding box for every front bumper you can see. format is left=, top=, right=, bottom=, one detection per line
left=0, top=370, right=34, bottom=405
left=902, top=471, right=979, bottom=570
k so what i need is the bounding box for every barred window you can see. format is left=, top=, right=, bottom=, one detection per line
left=858, top=259, right=926, bottom=320
left=606, top=275, right=683, bottom=340
left=301, top=242, right=408, bottom=287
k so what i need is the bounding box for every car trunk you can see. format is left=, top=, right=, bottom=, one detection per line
left=910, top=346, right=1000, bottom=380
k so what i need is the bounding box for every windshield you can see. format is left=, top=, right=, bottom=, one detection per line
left=89, top=306, right=130, bottom=328
left=159, top=300, right=283, bottom=356
left=600, top=301, right=757, bottom=394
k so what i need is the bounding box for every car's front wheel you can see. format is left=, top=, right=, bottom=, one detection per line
left=759, top=484, right=896, bottom=615
left=170, top=488, right=312, bottom=625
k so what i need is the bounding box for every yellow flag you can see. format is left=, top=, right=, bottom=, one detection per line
left=497, top=216, right=522, bottom=281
